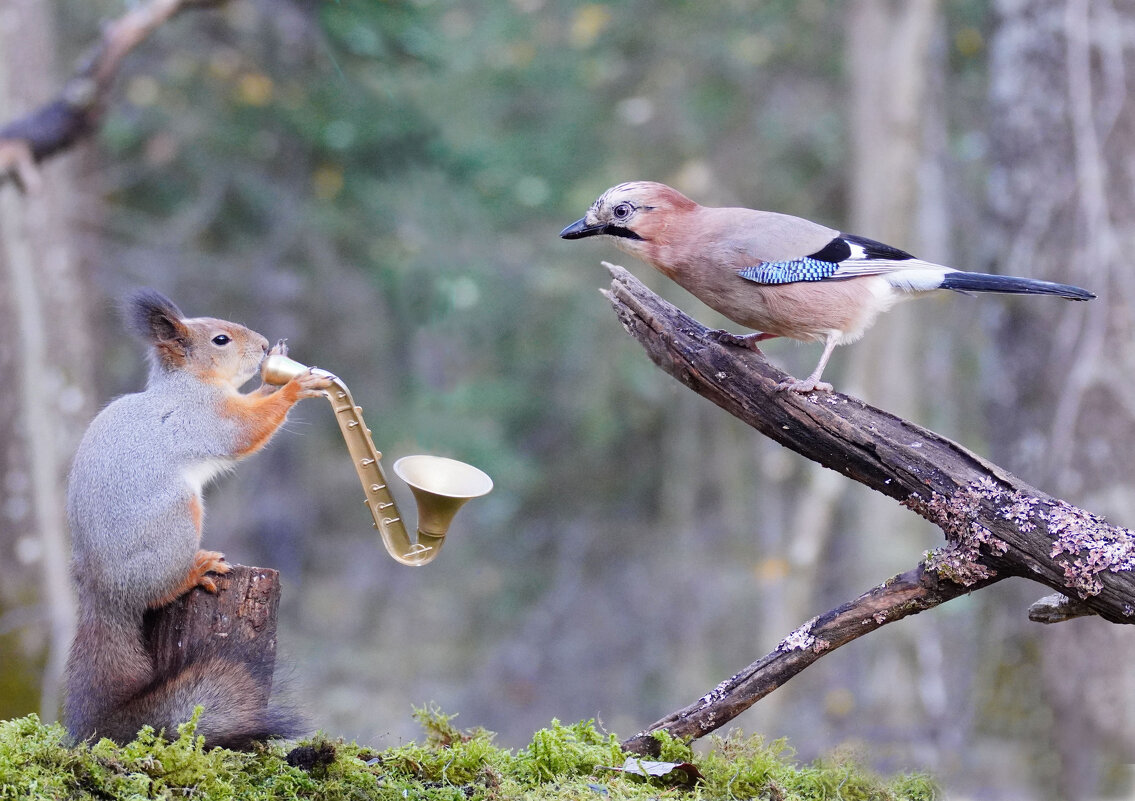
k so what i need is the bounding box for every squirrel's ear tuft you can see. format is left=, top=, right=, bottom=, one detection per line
left=125, top=289, right=185, bottom=341
left=125, top=290, right=191, bottom=372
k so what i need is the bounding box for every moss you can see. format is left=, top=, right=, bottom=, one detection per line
left=515, top=718, right=627, bottom=783
left=0, top=710, right=938, bottom=800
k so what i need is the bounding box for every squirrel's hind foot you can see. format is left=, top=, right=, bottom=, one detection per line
left=147, top=550, right=231, bottom=608
left=192, top=549, right=231, bottom=593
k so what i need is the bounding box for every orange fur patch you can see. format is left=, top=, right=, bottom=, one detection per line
left=223, top=388, right=296, bottom=458
left=188, top=496, right=204, bottom=541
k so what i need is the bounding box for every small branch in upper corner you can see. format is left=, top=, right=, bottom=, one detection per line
left=0, top=0, right=232, bottom=189
left=0, top=139, right=42, bottom=192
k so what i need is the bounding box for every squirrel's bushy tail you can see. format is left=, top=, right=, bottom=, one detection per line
left=111, top=654, right=302, bottom=749
left=65, top=609, right=301, bottom=750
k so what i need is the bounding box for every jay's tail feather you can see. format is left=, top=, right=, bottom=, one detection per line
left=940, top=271, right=1095, bottom=300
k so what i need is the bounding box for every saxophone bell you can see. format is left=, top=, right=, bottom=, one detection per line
left=262, top=354, right=492, bottom=566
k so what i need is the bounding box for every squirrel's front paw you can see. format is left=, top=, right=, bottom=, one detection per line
left=268, top=339, right=289, bottom=358
left=294, top=367, right=334, bottom=398
left=192, top=549, right=232, bottom=593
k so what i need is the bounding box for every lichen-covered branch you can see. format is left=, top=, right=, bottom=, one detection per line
left=602, top=262, right=1135, bottom=622
left=622, top=565, right=997, bottom=755
left=1028, top=593, right=1097, bottom=624
left=0, top=0, right=229, bottom=187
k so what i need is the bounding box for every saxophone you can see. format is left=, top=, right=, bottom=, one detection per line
left=261, top=354, right=492, bottom=566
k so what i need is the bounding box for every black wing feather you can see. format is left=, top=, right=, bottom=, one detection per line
left=840, top=233, right=916, bottom=261
left=804, top=237, right=851, bottom=264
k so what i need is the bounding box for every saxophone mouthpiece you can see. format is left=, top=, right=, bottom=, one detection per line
left=262, top=354, right=336, bottom=385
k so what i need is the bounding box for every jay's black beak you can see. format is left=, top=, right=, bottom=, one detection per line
left=559, top=218, right=606, bottom=240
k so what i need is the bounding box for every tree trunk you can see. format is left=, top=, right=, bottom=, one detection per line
left=837, top=0, right=946, bottom=750
left=0, top=0, right=237, bottom=728
left=0, top=0, right=93, bottom=723
left=987, top=2, right=1135, bottom=797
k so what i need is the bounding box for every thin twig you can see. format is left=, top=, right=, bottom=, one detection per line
left=622, top=565, right=996, bottom=754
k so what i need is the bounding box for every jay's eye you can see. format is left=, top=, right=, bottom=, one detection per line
left=212, top=334, right=231, bottom=346
left=612, top=203, right=633, bottom=220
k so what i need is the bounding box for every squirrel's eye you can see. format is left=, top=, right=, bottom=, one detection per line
left=612, top=203, right=633, bottom=220
left=212, top=334, right=231, bottom=346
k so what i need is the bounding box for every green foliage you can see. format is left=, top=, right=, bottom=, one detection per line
left=0, top=715, right=82, bottom=800
left=0, top=710, right=935, bottom=800
left=514, top=718, right=627, bottom=782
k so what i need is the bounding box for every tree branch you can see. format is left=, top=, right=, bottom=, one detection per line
left=600, top=261, right=1135, bottom=750
left=0, top=0, right=228, bottom=187
left=602, top=262, right=1135, bottom=621
left=622, top=564, right=997, bottom=754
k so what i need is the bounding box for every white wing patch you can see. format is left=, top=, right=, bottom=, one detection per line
left=828, top=249, right=957, bottom=293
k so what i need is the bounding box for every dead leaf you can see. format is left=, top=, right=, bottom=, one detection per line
left=602, top=757, right=704, bottom=787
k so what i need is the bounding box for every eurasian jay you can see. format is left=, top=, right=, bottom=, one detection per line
left=561, top=181, right=1095, bottom=393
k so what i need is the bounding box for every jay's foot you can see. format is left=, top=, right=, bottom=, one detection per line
left=776, top=376, right=834, bottom=394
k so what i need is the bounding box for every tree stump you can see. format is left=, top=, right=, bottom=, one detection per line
left=142, top=564, right=282, bottom=712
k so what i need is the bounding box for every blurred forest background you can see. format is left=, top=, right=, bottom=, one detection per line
left=1, top=0, right=1134, bottom=799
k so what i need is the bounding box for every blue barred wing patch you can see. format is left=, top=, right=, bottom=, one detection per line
left=738, top=257, right=839, bottom=285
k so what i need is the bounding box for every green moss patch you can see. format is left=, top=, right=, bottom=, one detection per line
left=0, top=707, right=936, bottom=800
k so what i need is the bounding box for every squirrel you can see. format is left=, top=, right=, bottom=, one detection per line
left=63, top=289, right=332, bottom=749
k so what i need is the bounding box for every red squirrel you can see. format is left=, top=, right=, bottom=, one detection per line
left=64, top=290, right=331, bottom=749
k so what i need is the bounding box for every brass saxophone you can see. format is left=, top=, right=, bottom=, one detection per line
left=261, top=354, right=492, bottom=566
